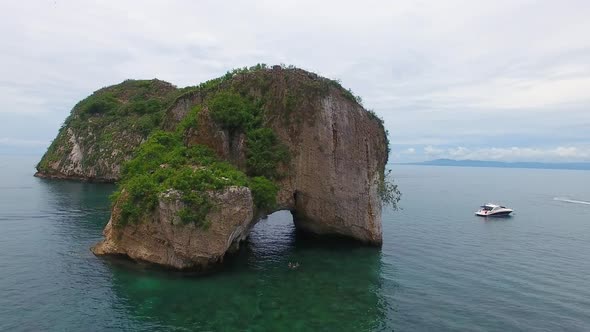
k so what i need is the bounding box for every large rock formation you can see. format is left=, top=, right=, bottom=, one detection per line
left=164, top=67, right=388, bottom=244
left=41, top=66, right=389, bottom=270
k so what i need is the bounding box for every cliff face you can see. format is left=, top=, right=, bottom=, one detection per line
left=46, top=66, right=389, bottom=270
left=165, top=68, right=387, bottom=244
left=35, top=79, right=181, bottom=182
left=92, top=187, right=255, bottom=270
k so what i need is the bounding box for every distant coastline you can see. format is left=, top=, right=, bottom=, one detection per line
left=398, top=159, right=590, bottom=171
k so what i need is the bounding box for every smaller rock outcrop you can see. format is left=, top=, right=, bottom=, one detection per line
left=35, top=79, right=181, bottom=182
left=92, top=186, right=255, bottom=270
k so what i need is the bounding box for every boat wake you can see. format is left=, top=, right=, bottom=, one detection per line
left=553, top=197, right=590, bottom=205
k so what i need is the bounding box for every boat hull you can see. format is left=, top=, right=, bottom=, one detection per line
left=475, top=210, right=513, bottom=217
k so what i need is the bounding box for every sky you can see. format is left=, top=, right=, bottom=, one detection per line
left=1, top=0, right=589, bottom=162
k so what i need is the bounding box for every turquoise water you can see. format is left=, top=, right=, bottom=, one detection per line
left=1, top=156, right=589, bottom=331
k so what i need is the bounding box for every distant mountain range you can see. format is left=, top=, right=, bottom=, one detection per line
left=403, top=159, right=590, bottom=171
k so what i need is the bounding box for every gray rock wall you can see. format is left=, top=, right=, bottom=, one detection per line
left=92, top=187, right=255, bottom=270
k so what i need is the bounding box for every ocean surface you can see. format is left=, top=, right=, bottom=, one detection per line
left=1, top=156, right=589, bottom=331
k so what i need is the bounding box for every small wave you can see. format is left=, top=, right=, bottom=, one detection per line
left=553, top=197, right=590, bottom=205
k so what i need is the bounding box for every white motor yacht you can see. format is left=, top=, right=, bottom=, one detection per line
left=475, top=203, right=513, bottom=217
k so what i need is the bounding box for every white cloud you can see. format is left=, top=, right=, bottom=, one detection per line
left=0, top=1, right=589, bottom=155
left=431, top=76, right=590, bottom=109
left=424, top=145, right=444, bottom=156
left=423, top=146, right=590, bottom=162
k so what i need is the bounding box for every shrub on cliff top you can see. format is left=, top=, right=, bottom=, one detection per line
left=82, top=93, right=120, bottom=115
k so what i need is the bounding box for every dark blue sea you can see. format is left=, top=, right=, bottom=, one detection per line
left=1, top=156, right=589, bottom=331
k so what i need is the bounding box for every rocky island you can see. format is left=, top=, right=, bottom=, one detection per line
left=36, top=65, right=394, bottom=270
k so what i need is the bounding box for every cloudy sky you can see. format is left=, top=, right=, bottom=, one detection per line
left=1, top=0, right=589, bottom=162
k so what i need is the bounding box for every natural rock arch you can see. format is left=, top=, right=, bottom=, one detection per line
left=90, top=67, right=388, bottom=270
left=171, top=69, right=387, bottom=242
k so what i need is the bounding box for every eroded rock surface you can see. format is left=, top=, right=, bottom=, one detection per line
left=41, top=67, right=389, bottom=270
left=92, top=187, right=255, bottom=270
left=168, top=68, right=387, bottom=244
left=35, top=79, right=180, bottom=182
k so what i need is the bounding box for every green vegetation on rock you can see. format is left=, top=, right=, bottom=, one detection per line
left=111, top=71, right=295, bottom=227
left=168, top=63, right=376, bottom=130
left=38, top=64, right=388, bottom=180
left=40, top=64, right=393, bottom=228
left=70, top=79, right=182, bottom=134
left=378, top=170, right=401, bottom=210
left=177, top=105, right=202, bottom=133
left=249, top=176, right=279, bottom=210
left=209, top=91, right=261, bottom=132
left=245, top=128, right=289, bottom=178
left=112, top=128, right=278, bottom=227
left=208, top=91, right=289, bottom=179
left=37, top=79, right=185, bottom=178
